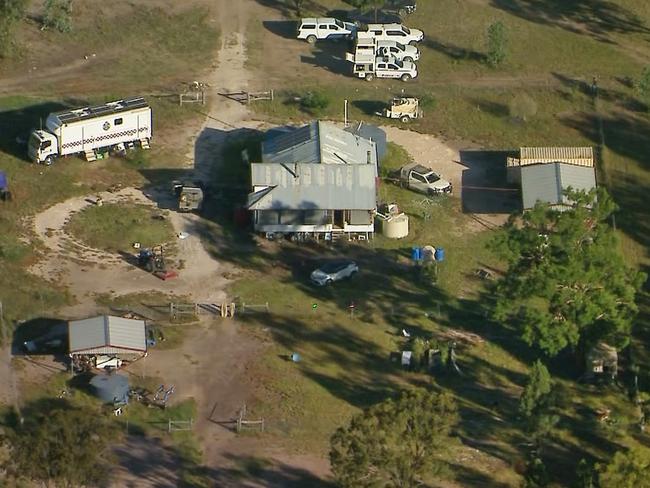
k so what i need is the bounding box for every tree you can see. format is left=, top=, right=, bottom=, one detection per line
left=3, top=399, right=115, bottom=487
left=519, top=360, right=552, bottom=418
left=330, top=390, right=458, bottom=488
left=43, top=0, right=73, bottom=33
left=576, top=459, right=595, bottom=488
left=0, top=0, right=29, bottom=57
left=599, top=447, right=650, bottom=488
left=492, top=188, right=646, bottom=356
left=486, top=20, right=507, bottom=67
left=637, top=66, right=650, bottom=109
left=348, top=0, right=385, bottom=23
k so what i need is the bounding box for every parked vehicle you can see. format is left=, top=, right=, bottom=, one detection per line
left=380, top=97, right=422, bottom=123
left=22, top=321, right=67, bottom=354
left=27, top=97, right=152, bottom=165
left=355, top=32, right=419, bottom=62
left=173, top=180, right=204, bottom=212
left=350, top=54, right=418, bottom=81
left=0, top=171, right=11, bottom=202
left=396, top=163, right=452, bottom=195
left=385, top=0, right=417, bottom=15
left=297, top=17, right=357, bottom=44
left=310, top=260, right=359, bottom=286
left=364, top=23, right=424, bottom=45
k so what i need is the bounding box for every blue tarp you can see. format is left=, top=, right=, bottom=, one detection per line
left=0, top=171, right=7, bottom=191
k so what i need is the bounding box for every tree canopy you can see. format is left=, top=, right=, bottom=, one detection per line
left=599, top=446, right=650, bottom=488
left=519, top=360, right=552, bottom=418
left=0, top=0, right=28, bottom=56
left=492, top=188, right=646, bottom=356
left=330, top=389, right=458, bottom=488
left=2, top=399, right=115, bottom=487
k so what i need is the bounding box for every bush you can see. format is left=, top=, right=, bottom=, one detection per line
left=509, top=93, right=538, bottom=122
left=43, top=0, right=73, bottom=33
left=486, top=21, right=507, bottom=67
left=301, top=91, right=330, bottom=113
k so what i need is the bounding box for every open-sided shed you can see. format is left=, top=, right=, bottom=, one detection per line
left=68, top=315, right=147, bottom=361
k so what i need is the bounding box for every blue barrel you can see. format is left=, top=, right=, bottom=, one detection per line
left=291, top=353, right=301, bottom=363
left=0, top=171, right=6, bottom=191
left=411, top=247, right=422, bottom=261
left=434, top=248, right=445, bottom=262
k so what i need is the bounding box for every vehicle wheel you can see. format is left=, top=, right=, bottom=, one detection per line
left=400, top=115, right=410, bottom=123
left=365, top=73, right=374, bottom=81
left=44, top=155, right=55, bottom=166
left=349, top=270, right=358, bottom=279
left=145, top=260, right=154, bottom=273
left=400, top=181, right=407, bottom=188
left=403, top=56, right=414, bottom=63
left=401, top=74, right=412, bottom=82
left=325, top=279, right=333, bottom=286
left=306, top=35, right=317, bottom=44
left=409, top=41, right=418, bottom=46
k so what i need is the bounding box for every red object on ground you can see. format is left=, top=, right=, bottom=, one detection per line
left=155, top=270, right=178, bottom=280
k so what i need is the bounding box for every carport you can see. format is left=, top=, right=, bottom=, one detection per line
left=68, top=315, right=147, bottom=371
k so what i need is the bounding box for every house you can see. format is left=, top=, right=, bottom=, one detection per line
left=68, top=315, right=147, bottom=364
left=506, top=147, right=597, bottom=210
left=247, top=121, right=379, bottom=239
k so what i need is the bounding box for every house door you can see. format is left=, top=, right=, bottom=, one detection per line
left=334, top=210, right=344, bottom=228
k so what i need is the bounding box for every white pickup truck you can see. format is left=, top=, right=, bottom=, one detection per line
left=355, top=32, right=420, bottom=63
left=365, top=23, right=424, bottom=46
left=351, top=55, right=418, bottom=81
left=297, top=18, right=357, bottom=44
left=396, top=163, right=452, bottom=195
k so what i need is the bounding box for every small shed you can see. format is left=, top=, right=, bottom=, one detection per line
left=68, top=315, right=147, bottom=361
left=507, top=147, right=594, bottom=184
left=585, top=342, right=618, bottom=380
left=520, top=162, right=597, bottom=210
left=90, top=373, right=130, bottom=404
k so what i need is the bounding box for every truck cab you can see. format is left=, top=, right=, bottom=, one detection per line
left=28, top=130, right=58, bottom=165
left=399, top=163, right=452, bottom=195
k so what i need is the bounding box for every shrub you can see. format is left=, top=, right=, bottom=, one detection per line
left=509, top=93, right=538, bottom=122
left=301, top=91, right=330, bottom=113
left=43, top=0, right=73, bottom=33
left=486, top=21, right=507, bottom=67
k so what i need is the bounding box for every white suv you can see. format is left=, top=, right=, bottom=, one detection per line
left=297, top=18, right=357, bottom=44
left=365, top=23, right=424, bottom=46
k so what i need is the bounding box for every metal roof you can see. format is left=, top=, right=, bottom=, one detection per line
left=69, top=315, right=146, bottom=354
left=262, top=121, right=378, bottom=167
left=521, top=162, right=597, bottom=209
left=53, top=97, right=149, bottom=125
left=247, top=163, right=377, bottom=210
left=508, top=147, right=594, bottom=168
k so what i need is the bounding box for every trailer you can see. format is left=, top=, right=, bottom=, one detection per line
left=28, top=97, right=152, bottom=165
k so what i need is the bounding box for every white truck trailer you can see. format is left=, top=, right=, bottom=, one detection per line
left=28, top=97, right=152, bottom=165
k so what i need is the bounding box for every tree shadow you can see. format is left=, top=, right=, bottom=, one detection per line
left=0, top=101, right=72, bottom=161
left=262, top=20, right=299, bottom=40
left=422, top=38, right=487, bottom=63
left=299, top=42, right=354, bottom=77
left=459, top=149, right=521, bottom=214
left=552, top=72, right=648, bottom=112
left=490, top=0, right=650, bottom=42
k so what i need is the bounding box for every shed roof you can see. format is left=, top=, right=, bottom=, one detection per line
left=247, top=163, right=377, bottom=210
left=262, top=121, right=378, bottom=167
left=507, top=147, right=594, bottom=168
left=520, top=162, right=597, bottom=209
left=69, top=315, right=147, bottom=354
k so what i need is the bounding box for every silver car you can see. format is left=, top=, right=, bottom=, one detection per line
left=310, top=260, right=359, bottom=286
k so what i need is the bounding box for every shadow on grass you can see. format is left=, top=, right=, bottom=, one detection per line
left=423, top=38, right=487, bottom=63
left=299, top=42, right=353, bottom=77
left=490, top=0, right=650, bottom=42
left=262, top=20, right=299, bottom=40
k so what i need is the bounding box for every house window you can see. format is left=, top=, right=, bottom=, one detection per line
left=114, top=118, right=123, bottom=125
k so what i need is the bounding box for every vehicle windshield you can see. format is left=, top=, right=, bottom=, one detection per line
left=28, top=133, right=40, bottom=151
left=395, top=42, right=405, bottom=50
left=403, top=26, right=411, bottom=34
left=394, top=59, right=404, bottom=68
left=335, top=19, right=344, bottom=28
left=425, top=173, right=440, bottom=184
left=320, top=262, right=348, bottom=273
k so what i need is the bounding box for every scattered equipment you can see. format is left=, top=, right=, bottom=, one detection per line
left=173, top=180, right=204, bottom=212
left=28, top=97, right=152, bottom=165
left=381, top=97, right=422, bottom=123
left=0, top=171, right=11, bottom=201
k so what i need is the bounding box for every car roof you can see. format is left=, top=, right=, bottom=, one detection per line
left=301, top=18, right=337, bottom=23
left=367, top=23, right=404, bottom=29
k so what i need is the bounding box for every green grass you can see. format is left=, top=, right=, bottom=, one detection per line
left=66, top=203, right=174, bottom=253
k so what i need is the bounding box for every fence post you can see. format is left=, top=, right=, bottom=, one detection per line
left=270, top=89, right=274, bottom=101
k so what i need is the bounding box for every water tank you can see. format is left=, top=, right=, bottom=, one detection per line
left=382, top=214, right=409, bottom=239
left=90, top=373, right=130, bottom=404
left=434, top=247, right=445, bottom=262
